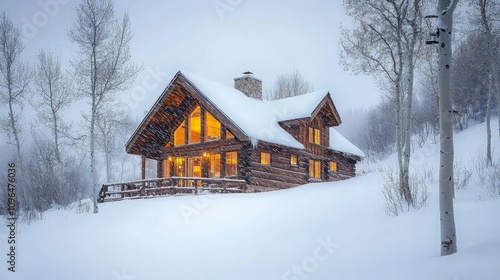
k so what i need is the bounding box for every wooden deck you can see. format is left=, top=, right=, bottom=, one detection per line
left=98, top=177, right=247, bottom=203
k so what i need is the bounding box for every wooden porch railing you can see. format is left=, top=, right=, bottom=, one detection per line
left=98, top=177, right=247, bottom=203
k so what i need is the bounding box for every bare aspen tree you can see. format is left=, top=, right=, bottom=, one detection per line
left=96, top=107, right=129, bottom=183
left=341, top=0, right=424, bottom=205
left=34, top=50, right=73, bottom=165
left=476, top=0, right=500, bottom=163
left=0, top=13, right=30, bottom=162
left=69, top=0, right=140, bottom=213
left=436, top=0, right=459, bottom=256
left=267, top=69, right=312, bottom=100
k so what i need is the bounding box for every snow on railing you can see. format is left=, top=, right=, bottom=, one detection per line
left=98, top=177, right=247, bottom=203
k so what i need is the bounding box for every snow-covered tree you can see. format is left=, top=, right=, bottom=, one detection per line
left=475, top=0, right=500, bottom=164
left=96, top=107, right=134, bottom=183
left=68, top=0, right=140, bottom=213
left=33, top=50, right=73, bottom=165
left=0, top=12, right=30, bottom=163
left=266, top=69, right=312, bottom=100
left=436, top=0, right=459, bottom=256
left=341, top=0, right=425, bottom=205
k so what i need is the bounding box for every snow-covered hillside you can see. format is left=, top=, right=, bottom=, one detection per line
left=0, top=120, right=499, bottom=280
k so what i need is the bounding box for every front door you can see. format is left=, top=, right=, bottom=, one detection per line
left=187, top=157, right=202, bottom=177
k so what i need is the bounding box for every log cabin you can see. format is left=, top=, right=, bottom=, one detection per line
left=125, top=70, right=364, bottom=192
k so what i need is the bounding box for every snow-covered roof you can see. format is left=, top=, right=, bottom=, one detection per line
left=182, top=71, right=304, bottom=148
left=329, top=128, right=365, bottom=157
left=267, top=90, right=331, bottom=121
left=182, top=71, right=363, bottom=157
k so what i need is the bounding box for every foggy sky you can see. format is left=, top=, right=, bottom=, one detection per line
left=2, top=0, right=380, bottom=116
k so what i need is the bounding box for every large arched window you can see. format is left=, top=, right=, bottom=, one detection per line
left=204, top=111, right=221, bottom=141
left=189, top=106, right=201, bottom=143
left=173, top=121, right=186, bottom=146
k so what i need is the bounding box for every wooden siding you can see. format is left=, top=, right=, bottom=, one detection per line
left=245, top=142, right=309, bottom=190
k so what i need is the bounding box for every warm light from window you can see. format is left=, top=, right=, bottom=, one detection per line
left=261, top=152, right=271, bottom=165
left=226, top=129, right=234, bottom=139
left=174, top=121, right=186, bottom=146
left=204, top=111, right=221, bottom=141
left=309, top=159, right=321, bottom=179
left=290, top=155, right=298, bottom=166
left=225, top=151, right=238, bottom=176
left=329, top=161, right=337, bottom=171
left=308, top=126, right=321, bottom=145
left=208, top=153, right=221, bottom=178
left=189, top=106, right=201, bottom=143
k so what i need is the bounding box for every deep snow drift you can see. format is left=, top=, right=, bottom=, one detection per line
left=0, top=120, right=499, bottom=280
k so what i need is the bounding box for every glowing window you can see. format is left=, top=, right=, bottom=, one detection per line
left=225, top=151, right=238, bottom=177
left=174, top=121, right=186, bottom=146
left=309, top=160, right=321, bottom=179
left=173, top=157, right=185, bottom=177
left=188, top=106, right=201, bottom=143
left=226, top=129, right=234, bottom=139
left=290, top=155, right=298, bottom=166
left=329, top=161, right=337, bottom=171
left=204, top=112, right=221, bottom=141
left=208, top=153, right=221, bottom=178
left=261, top=152, right=271, bottom=165
left=308, top=126, right=321, bottom=145
left=187, top=157, right=202, bottom=177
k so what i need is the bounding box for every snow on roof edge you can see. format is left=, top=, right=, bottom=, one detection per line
left=330, top=128, right=365, bottom=158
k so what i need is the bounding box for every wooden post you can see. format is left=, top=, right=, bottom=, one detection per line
left=157, top=160, right=163, bottom=178
left=141, top=156, right=146, bottom=180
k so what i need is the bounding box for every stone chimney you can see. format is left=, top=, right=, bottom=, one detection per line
left=234, top=71, right=262, bottom=99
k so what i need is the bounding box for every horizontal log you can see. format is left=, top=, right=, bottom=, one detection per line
left=249, top=163, right=307, bottom=180
left=249, top=177, right=299, bottom=190
left=250, top=169, right=307, bottom=185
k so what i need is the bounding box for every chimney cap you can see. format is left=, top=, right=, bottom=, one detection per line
left=234, top=71, right=261, bottom=82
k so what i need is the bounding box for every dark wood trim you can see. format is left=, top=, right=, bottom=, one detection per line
left=141, top=156, right=146, bottom=180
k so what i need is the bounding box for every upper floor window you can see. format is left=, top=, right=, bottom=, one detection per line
left=308, top=126, right=321, bottom=145
left=189, top=106, right=201, bottom=143
left=226, top=129, right=234, bottom=139
left=260, top=152, right=271, bottom=165
left=174, top=121, right=186, bottom=146
left=204, top=111, right=221, bottom=141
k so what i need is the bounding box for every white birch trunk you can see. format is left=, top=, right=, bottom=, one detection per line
left=438, top=0, right=458, bottom=256
left=486, top=79, right=492, bottom=165
left=395, top=15, right=412, bottom=205
left=478, top=0, right=499, bottom=150
left=403, top=36, right=417, bottom=207
left=91, top=103, right=99, bottom=214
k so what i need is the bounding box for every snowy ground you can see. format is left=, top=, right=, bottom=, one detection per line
left=1, top=120, right=499, bottom=280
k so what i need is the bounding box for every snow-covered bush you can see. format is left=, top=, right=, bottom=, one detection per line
left=382, top=169, right=430, bottom=216
left=69, top=199, right=92, bottom=214
left=472, top=150, right=500, bottom=198
left=484, top=163, right=500, bottom=198
left=454, top=161, right=472, bottom=190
